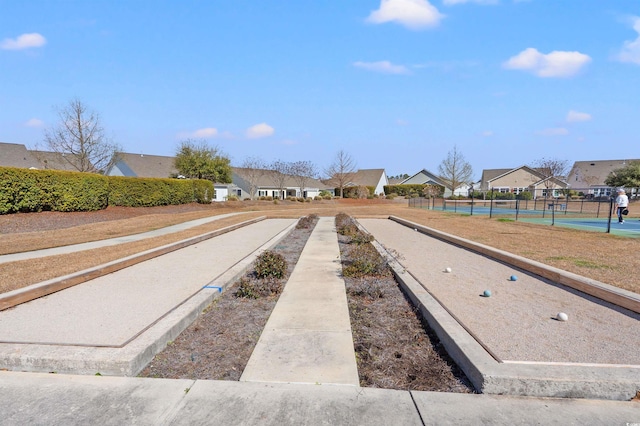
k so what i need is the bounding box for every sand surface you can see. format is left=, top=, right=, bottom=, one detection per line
left=359, top=219, right=640, bottom=365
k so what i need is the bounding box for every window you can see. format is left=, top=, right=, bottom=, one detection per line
left=513, top=187, right=525, bottom=194
left=594, top=188, right=611, bottom=197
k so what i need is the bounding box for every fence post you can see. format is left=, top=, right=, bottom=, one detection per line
left=606, top=197, right=613, bottom=233
left=489, top=189, right=494, bottom=218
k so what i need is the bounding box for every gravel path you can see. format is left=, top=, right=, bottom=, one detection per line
left=359, top=219, right=640, bottom=365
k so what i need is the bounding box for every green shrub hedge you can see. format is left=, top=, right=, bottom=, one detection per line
left=340, top=185, right=375, bottom=198
left=384, top=184, right=444, bottom=197
left=0, top=167, right=213, bottom=214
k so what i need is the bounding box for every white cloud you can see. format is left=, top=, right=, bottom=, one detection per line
left=396, top=119, right=409, bottom=126
left=366, top=0, right=444, bottom=30
left=535, top=127, right=569, bottom=136
left=566, top=110, right=592, bottom=123
left=481, top=130, right=494, bottom=137
left=24, top=118, right=44, bottom=128
left=443, top=0, right=498, bottom=5
left=246, top=123, right=275, bottom=139
left=503, top=47, right=591, bottom=78
left=192, top=127, right=218, bottom=138
left=353, top=60, right=411, bottom=75
left=1, top=33, right=46, bottom=50
left=617, top=16, right=640, bottom=65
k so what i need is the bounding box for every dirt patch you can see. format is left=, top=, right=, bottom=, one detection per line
left=2, top=199, right=638, bottom=294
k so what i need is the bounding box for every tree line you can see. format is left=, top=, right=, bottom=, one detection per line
left=37, top=99, right=640, bottom=199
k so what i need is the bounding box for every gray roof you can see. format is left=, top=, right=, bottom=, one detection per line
left=110, top=152, right=178, bottom=178
left=567, top=159, right=640, bottom=188
left=348, top=169, right=386, bottom=187
left=232, top=167, right=332, bottom=190
left=400, top=169, right=445, bottom=186
left=0, top=142, right=41, bottom=169
left=480, top=168, right=513, bottom=185
left=30, top=150, right=84, bottom=171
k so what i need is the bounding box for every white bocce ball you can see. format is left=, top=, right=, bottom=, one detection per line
left=556, top=312, right=568, bottom=322
left=445, top=267, right=452, bottom=273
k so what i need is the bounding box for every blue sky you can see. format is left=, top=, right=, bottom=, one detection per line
left=1, top=0, right=639, bottom=178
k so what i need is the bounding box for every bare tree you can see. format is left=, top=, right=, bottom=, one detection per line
left=324, top=150, right=357, bottom=198
left=438, top=145, right=474, bottom=197
left=530, top=157, right=570, bottom=195
left=240, top=156, right=267, bottom=199
left=269, top=160, right=292, bottom=199
left=44, top=98, right=120, bottom=173
left=289, top=160, right=318, bottom=198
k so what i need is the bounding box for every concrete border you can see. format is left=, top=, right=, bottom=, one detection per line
left=0, top=216, right=266, bottom=311
left=388, top=215, right=640, bottom=314
left=367, top=218, right=640, bottom=401
left=0, top=219, right=299, bottom=377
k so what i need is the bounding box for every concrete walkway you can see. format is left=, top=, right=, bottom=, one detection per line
left=1, top=371, right=638, bottom=425
left=0, top=212, right=247, bottom=264
left=241, top=216, right=360, bottom=386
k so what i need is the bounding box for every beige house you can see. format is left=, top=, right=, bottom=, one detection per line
left=567, top=159, right=640, bottom=198
left=480, top=166, right=568, bottom=198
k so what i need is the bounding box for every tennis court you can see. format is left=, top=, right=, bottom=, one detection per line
left=520, top=216, right=640, bottom=237
left=409, top=197, right=639, bottom=237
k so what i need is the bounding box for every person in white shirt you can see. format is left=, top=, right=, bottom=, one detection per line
left=615, top=188, right=629, bottom=224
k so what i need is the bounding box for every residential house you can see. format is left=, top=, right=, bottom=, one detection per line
left=348, top=169, right=388, bottom=196
left=0, top=142, right=86, bottom=171
left=106, top=152, right=178, bottom=179
left=567, top=159, right=640, bottom=198
left=105, top=152, right=234, bottom=202
left=0, top=142, right=46, bottom=169
left=400, top=169, right=470, bottom=197
left=232, top=167, right=334, bottom=200
left=104, top=153, right=334, bottom=201
left=480, top=165, right=568, bottom=198
left=30, top=150, right=85, bottom=171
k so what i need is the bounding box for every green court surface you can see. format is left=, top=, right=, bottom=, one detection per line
left=410, top=199, right=640, bottom=237
left=519, top=216, right=640, bottom=237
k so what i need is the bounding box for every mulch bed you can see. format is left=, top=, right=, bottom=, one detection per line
left=336, top=213, right=474, bottom=392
